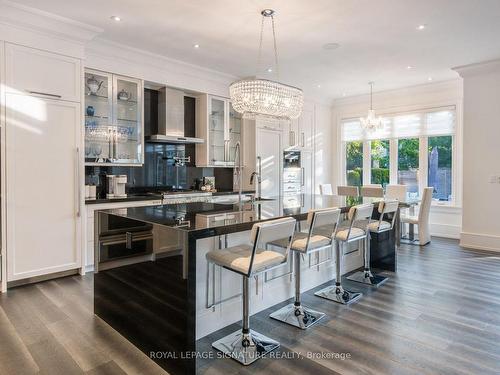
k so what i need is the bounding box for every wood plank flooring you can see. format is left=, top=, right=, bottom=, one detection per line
left=1, top=237, right=500, bottom=375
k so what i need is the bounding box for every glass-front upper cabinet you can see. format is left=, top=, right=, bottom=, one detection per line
left=227, top=101, right=242, bottom=165
left=196, top=95, right=242, bottom=167
left=209, top=97, right=226, bottom=166
left=84, top=69, right=143, bottom=166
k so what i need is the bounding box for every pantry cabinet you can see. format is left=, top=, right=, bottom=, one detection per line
left=3, top=42, right=83, bottom=283
left=195, top=95, right=242, bottom=167
left=84, top=69, right=144, bottom=166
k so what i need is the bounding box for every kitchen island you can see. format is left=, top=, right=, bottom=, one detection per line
left=93, top=195, right=403, bottom=374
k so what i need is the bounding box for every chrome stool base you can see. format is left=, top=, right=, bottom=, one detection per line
left=347, top=270, right=388, bottom=287
left=211, top=329, right=279, bottom=366
left=270, top=303, right=325, bottom=329
left=314, top=284, right=362, bottom=305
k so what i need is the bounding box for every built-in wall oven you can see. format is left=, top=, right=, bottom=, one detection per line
left=283, top=151, right=304, bottom=212
left=283, top=151, right=303, bottom=196
left=98, top=213, right=154, bottom=264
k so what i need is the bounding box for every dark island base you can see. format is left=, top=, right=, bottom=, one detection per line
left=94, top=255, right=195, bottom=374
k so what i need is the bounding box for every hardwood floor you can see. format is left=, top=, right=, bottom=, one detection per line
left=1, top=238, right=500, bottom=374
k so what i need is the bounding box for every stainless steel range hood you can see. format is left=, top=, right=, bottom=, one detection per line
left=145, top=87, right=204, bottom=144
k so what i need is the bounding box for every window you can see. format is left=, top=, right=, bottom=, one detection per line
left=428, top=136, right=452, bottom=201
left=341, top=107, right=456, bottom=203
left=398, top=138, right=419, bottom=197
left=346, top=141, right=363, bottom=187
left=371, top=140, right=390, bottom=188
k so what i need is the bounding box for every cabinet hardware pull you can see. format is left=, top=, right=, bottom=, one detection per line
left=76, top=147, right=81, bottom=217
left=301, top=167, right=305, bottom=187
left=301, top=132, right=305, bottom=147
left=26, top=90, right=62, bottom=98
left=126, top=232, right=133, bottom=249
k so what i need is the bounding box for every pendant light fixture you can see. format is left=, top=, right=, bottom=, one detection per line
left=360, top=82, right=383, bottom=132
left=229, top=9, right=304, bottom=120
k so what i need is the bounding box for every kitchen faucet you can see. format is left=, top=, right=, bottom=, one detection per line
left=249, top=156, right=262, bottom=200
left=233, top=142, right=242, bottom=207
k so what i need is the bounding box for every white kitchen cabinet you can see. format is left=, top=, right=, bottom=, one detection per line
left=5, top=43, right=81, bottom=103
left=241, top=118, right=283, bottom=197
left=84, top=69, right=144, bottom=166
left=1, top=41, right=5, bottom=291
left=6, top=93, right=82, bottom=281
left=195, top=95, right=241, bottom=167
left=285, top=106, right=314, bottom=150
left=301, top=150, right=314, bottom=207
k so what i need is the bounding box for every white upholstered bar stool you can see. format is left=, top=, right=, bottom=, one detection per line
left=347, top=200, right=399, bottom=286
left=269, top=208, right=341, bottom=329
left=401, top=187, right=433, bottom=245
left=315, top=203, right=374, bottom=305
left=319, top=184, right=333, bottom=195
left=337, top=185, right=359, bottom=196
left=360, top=186, right=384, bottom=197
left=207, top=217, right=296, bottom=365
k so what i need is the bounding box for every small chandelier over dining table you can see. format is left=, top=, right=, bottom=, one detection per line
left=229, top=9, right=304, bottom=120
left=361, top=82, right=383, bottom=132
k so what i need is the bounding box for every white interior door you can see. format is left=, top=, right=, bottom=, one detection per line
left=256, top=127, right=282, bottom=198
left=6, top=93, right=81, bottom=281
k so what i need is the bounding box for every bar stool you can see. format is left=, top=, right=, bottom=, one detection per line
left=347, top=199, right=399, bottom=286
left=268, top=208, right=341, bottom=329
left=207, top=217, right=296, bottom=366
left=314, top=203, right=374, bottom=304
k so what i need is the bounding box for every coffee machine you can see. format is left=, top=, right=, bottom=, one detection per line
left=106, top=175, right=127, bottom=198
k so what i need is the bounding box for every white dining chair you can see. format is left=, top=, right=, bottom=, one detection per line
left=319, top=184, right=333, bottom=195
left=386, top=184, right=407, bottom=201
left=360, top=186, right=384, bottom=198
left=337, top=185, right=359, bottom=197
left=400, top=187, right=433, bottom=245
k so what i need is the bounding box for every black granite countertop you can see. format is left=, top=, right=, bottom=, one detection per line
left=98, top=194, right=417, bottom=235
left=85, top=193, right=163, bottom=205
left=98, top=195, right=342, bottom=234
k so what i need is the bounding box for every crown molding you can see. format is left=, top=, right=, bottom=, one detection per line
left=0, top=0, right=102, bottom=43
left=453, top=58, right=500, bottom=78
left=332, top=79, right=462, bottom=108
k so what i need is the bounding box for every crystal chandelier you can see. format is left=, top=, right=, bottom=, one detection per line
left=229, top=9, right=304, bottom=120
left=360, top=82, right=383, bottom=132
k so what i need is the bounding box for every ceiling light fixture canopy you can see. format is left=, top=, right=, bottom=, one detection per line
left=229, top=9, right=304, bottom=120
left=360, top=82, right=383, bottom=132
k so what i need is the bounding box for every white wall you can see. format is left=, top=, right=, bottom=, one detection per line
left=331, top=80, right=463, bottom=239
left=313, top=103, right=333, bottom=193
left=455, top=60, right=500, bottom=251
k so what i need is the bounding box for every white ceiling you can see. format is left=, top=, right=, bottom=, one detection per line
left=10, top=0, right=500, bottom=100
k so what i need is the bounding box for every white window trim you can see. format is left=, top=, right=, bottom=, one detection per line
left=340, top=106, right=459, bottom=207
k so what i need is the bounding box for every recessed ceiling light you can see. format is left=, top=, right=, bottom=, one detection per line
left=193, top=44, right=200, bottom=49
left=323, top=42, right=340, bottom=50
left=110, top=16, right=121, bottom=22
left=317, top=84, right=321, bottom=88
left=417, top=24, right=426, bottom=30
left=267, top=67, right=273, bottom=72
left=342, top=93, right=347, bottom=97
left=407, top=65, right=413, bottom=70
left=428, top=77, right=433, bottom=81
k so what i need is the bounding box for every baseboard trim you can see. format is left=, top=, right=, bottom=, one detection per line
left=430, top=223, right=461, bottom=239
left=7, top=269, right=80, bottom=289
left=460, top=231, right=500, bottom=252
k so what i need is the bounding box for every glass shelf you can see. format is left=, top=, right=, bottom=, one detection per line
left=84, top=70, right=143, bottom=166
